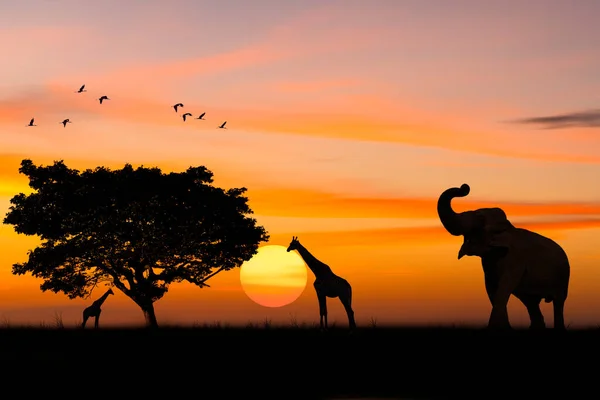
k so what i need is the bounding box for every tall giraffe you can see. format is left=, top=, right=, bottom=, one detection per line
left=287, top=236, right=356, bottom=330
left=81, top=288, right=114, bottom=329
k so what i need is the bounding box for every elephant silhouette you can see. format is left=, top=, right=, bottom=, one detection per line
left=437, top=183, right=570, bottom=330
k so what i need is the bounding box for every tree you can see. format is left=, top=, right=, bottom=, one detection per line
left=3, top=159, right=269, bottom=328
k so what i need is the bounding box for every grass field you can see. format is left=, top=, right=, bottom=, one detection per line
left=1, top=323, right=598, bottom=399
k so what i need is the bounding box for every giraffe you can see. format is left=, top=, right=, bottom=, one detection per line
left=287, top=236, right=356, bottom=330
left=81, top=288, right=114, bottom=329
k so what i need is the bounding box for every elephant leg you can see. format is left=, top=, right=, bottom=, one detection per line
left=517, top=294, right=545, bottom=330
left=481, top=257, right=500, bottom=305
left=553, top=297, right=566, bottom=330
left=488, top=261, right=523, bottom=330
left=483, top=273, right=497, bottom=305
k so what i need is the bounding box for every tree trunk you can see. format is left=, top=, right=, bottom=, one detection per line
left=141, top=302, right=159, bottom=328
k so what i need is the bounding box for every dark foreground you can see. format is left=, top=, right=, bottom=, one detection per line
left=1, top=325, right=599, bottom=399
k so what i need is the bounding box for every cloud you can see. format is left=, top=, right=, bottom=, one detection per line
left=3, top=81, right=600, bottom=165
left=510, top=109, right=600, bottom=129
left=0, top=26, right=86, bottom=55
left=89, top=44, right=285, bottom=88
left=270, top=79, right=362, bottom=94
left=49, top=3, right=382, bottom=90
left=267, top=218, right=600, bottom=247
left=3, top=156, right=600, bottom=222
left=0, top=152, right=258, bottom=198
left=0, top=85, right=99, bottom=126
left=247, top=187, right=600, bottom=219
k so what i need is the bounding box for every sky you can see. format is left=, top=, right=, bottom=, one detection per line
left=1, top=0, right=600, bottom=328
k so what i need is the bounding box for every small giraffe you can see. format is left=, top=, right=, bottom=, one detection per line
left=287, top=236, right=356, bottom=330
left=81, top=288, right=114, bottom=329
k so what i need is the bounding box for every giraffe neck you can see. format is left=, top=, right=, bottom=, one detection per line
left=296, top=244, right=330, bottom=279
left=95, top=290, right=111, bottom=306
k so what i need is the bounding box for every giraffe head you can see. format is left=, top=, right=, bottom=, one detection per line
left=286, top=236, right=300, bottom=252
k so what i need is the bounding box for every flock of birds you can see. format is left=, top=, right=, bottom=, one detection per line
left=26, top=84, right=228, bottom=130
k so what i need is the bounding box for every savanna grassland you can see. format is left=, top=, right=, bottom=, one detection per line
left=1, top=323, right=598, bottom=399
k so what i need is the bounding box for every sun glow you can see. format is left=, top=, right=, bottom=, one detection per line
left=240, top=245, right=308, bottom=308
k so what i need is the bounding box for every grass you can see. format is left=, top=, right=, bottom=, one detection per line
left=0, top=311, right=487, bottom=330
left=2, top=311, right=600, bottom=335
left=1, top=316, right=599, bottom=399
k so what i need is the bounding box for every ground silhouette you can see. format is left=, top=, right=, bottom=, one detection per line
left=81, top=287, right=113, bottom=329
left=437, top=183, right=570, bottom=330
left=0, top=325, right=597, bottom=398
left=287, top=236, right=356, bottom=330
left=2, top=159, right=269, bottom=328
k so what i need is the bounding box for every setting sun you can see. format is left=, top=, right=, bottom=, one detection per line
left=240, top=245, right=308, bottom=308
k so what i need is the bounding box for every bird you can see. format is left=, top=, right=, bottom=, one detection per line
left=76, top=84, right=86, bottom=93
left=196, top=112, right=206, bottom=120
left=182, top=112, right=192, bottom=122
left=98, top=95, right=110, bottom=104
left=26, top=118, right=36, bottom=127
left=218, top=121, right=227, bottom=129
left=60, top=119, right=72, bottom=127
left=173, top=103, right=184, bottom=112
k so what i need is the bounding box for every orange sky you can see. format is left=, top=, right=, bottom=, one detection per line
left=1, top=0, right=600, bottom=328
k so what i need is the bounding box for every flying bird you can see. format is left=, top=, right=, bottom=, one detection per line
left=98, top=95, right=110, bottom=104
left=60, top=119, right=72, bottom=127
left=173, top=103, right=184, bottom=112
left=217, top=121, right=227, bottom=129
left=196, top=112, right=206, bottom=120
left=76, top=84, right=86, bottom=93
left=26, top=118, right=36, bottom=127
left=182, top=112, right=192, bottom=122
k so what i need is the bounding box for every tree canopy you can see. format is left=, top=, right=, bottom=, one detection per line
left=3, top=159, right=269, bottom=327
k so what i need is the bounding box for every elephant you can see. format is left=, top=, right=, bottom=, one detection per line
left=437, top=183, right=570, bottom=330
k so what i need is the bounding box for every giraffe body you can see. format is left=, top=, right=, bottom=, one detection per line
left=287, top=236, right=356, bottom=330
left=82, top=288, right=114, bottom=329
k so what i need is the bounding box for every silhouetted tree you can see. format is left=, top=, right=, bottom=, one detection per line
left=3, top=159, right=269, bottom=328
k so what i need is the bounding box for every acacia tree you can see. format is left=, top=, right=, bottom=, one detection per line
left=3, top=159, right=269, bottom=327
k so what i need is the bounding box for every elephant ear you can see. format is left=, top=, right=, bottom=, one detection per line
left=486, top=230, right=512, bottom=250
left=475, top=209, right=514, bottom=250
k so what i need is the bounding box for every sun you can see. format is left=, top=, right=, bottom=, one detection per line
left=240, top=245, right=308, bottom=308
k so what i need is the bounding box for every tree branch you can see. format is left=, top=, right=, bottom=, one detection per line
left=194, top=266, right=225, bottom=288
left=106, top=255, right=136, bottom=289
left=103, top=267, right=131, bottom=296
left=154, top=262, right=190, bottom=282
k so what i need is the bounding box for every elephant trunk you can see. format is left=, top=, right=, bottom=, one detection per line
left=437, top=184, right=470, bottom=236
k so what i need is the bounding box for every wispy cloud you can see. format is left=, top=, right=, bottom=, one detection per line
left=0, top=26, right=87, bottom=56
left=50, top=4, right=383, bottom=90
left=0, top=85, right=97, bottom=125
left=4, top=83, right=600, bottom=165
left=3, top=153, right=600, bottom=221
left=270, top=79, right=362, bottom=94
left=511, top=109, right=600, bottom=129
left=248, top=187, right=600, bottom=219
left=89, top=44, right=285, bottom=89
left=0, top=153, right=261, bottom=197
left=268, top=218, right=600, bottom=247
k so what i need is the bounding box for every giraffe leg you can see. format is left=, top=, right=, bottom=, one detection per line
left=95, top=310, right=101, bottom=329
left=340, top=289, right=356, bottom=330
left=317, top=292, right=327, bottom=331
left=82, top=308, right=91, bottom=329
